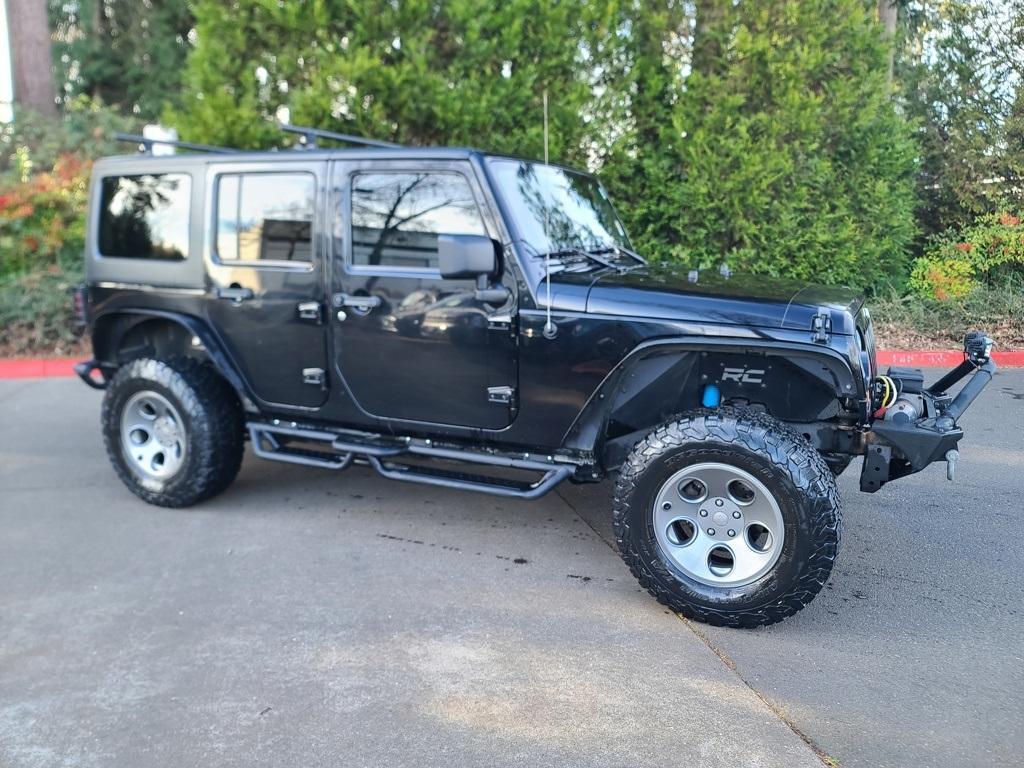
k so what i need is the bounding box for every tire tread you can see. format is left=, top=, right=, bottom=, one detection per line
left=101, top=357, right=244, bottom=507
left=612, top=408, right=842, bottom=628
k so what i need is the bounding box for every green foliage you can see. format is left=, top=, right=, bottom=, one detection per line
left=8, top=0, right=1022, bottom=353
left=0, top=265, right=85, bottom=353
left=909, top=211, right=1024, bottom=300
left=171, top=0, right=613, bottom=164
left=896, top=1, right=1024, bottom=238
left=0, top=154, right=90, bottom=279
left=171, top=0, right=918, bottom=291
left=49, top=0, right=194, bottom=121
left=871, top=273, right=1024, bottom=349
left=0, top=104, right=103, bottom=352
left=606, top=0, right=918, bottom=290
left=1, top=97, right=138, bottom=184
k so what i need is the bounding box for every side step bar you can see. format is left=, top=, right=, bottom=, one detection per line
left=247, top=421, right=576, bottom=500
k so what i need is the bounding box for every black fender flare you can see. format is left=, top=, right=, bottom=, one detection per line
left=560, top=336, right=865, bottom=459
left=91, top=308, right=255, bottom=404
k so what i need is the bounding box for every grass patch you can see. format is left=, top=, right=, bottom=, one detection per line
left=868, top=278, right=1024, bottom=350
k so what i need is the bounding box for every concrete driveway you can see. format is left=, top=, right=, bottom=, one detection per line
left=1, top=368, right=1022, bottom=767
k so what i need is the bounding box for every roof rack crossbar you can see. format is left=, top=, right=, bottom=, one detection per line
left=114, top=132, right=239, bottom=155
left=280, top=123, right=400, bottom=149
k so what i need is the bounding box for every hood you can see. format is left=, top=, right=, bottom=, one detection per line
left=563, top=264, right=863, bottom=335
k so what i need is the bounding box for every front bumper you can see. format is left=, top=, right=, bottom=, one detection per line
left=860, top=347, right=997, bottom=492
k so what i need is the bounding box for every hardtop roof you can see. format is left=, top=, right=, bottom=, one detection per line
left=92, top=146, right=594, bottom=178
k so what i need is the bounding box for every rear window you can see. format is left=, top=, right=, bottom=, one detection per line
left=98, top=174, right=191, bottom=260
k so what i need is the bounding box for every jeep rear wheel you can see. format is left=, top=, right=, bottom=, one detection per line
left=613, top=408, right=842, bottom=628
left=101, top=357, right=244, bottom=507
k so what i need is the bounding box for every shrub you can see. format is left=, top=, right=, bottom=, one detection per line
left=0, top=154, right=90, bottom=279
left=910, top=211, right=1024, bottom=300
left=0, top=97, right=137, bottom=184
left=0, top=265, right=85, bottom=354
left=606, top=0, right=919, bottom=291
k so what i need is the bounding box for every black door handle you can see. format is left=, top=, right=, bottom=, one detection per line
left=332, top=293, right=382, bottom=311
left=216, top=286, right=254, bottom=302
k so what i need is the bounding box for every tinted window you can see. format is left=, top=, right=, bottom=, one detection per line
left=216, top=173, right=315, bottom=263
left=487, top=159, right=629, bottom=256
left=351, top=172, right=485, bottom=270
left=98, top=174, right=191, bottom=260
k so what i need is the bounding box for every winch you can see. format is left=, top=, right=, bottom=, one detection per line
left=871, top=366, right=926, bottom=422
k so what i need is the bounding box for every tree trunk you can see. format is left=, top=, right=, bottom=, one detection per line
left=7, top=0, right=56, bottom=116
left=878, top=0, right=898, bottom=83
left=691, top=0, right=730, bottom=80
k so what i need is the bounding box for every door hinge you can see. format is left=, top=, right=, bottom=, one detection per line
left=811, top=311, right=832, bottom=343
left=487, top=385, right=515, bottom=405
left=297, top=301, right=322, bottom=324
left=487, top=311, right=513, bottom=331
left=302, top=367, right=325, bottom=387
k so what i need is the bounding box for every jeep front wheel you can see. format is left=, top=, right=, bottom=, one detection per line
left=101, top=357, right=244, bottom=507
left=613, top=408, right=842, bottom=628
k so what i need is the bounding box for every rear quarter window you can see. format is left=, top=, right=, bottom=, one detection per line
left=98, top=173, right=191, bottom=260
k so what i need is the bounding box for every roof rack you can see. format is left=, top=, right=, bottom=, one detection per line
left=114, top=132, right=239, bottom=155
left=280, top=123, right=401, bottom=149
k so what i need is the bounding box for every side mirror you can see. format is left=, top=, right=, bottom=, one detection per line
left=438, top=234, right=499, bottom=280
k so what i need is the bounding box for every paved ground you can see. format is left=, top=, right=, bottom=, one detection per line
left=1, top=369, right=1022, bottom=767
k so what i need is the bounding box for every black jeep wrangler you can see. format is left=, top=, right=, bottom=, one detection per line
left=75, top=126, right=996, bottom=627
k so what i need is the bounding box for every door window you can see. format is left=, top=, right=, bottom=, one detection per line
left=215, top=172, right=315, bottom=264
left=350, top=172, right=485, bottom=271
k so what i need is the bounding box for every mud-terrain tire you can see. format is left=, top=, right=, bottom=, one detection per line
left=613, top=408, right=842, bottom=628
left=101, top=357, right=244, bottom=507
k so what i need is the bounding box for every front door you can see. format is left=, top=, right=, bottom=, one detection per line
left=205, top=160, right=329, bottom=409
left=330, top=161, right=516, bottom=429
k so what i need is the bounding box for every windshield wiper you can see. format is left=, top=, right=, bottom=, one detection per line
left=538, top=248, right=618, bottom=271
left=588, top=244, right=647, bottom=266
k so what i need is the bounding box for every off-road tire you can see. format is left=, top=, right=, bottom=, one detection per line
left=101, top=357, right=244, bottom=507
left=613, top=408, right=842, bottom=628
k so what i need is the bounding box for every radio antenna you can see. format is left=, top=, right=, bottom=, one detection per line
left=541, top=89, right=556, bottom=338
left=543, top=90, right=549, bottom=165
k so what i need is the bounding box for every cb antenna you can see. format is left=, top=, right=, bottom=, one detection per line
left=541, top=88, right=557, bottom=339
left=543, top=90, right=549, bottom=165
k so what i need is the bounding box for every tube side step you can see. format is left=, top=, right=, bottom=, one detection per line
left=246, top=421, right=577, bottom=499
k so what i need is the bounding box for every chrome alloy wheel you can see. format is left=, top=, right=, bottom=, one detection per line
left=653, top=462, right=785, bottom=587
left=120, top=390, right=187, bottom=481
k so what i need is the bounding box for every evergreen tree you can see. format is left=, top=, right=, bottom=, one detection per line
left=896, top=0, right=1024, bottom=237
left=171, top=0, right=613, bottom=163
left=608, top=0, right=919, bottom=289
left=173, top=0, right=919, bottom=289
left=49, top=0, right=194, bottom=121
left=591, top=1, right=688, bottom=258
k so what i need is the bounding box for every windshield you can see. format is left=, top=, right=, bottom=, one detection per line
left=488, top=159, right=631, bottom=258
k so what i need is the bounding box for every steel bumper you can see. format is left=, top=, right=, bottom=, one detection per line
left=860, top=353, right=997, bottom=493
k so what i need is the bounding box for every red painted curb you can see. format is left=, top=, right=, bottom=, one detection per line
left=877, top=349, right=1024, bottom=368
left=1, top=350, right=1023, bottom=381
left=0, top=357, right=79, bottom=379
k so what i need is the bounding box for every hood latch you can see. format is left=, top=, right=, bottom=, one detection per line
left=811, top=311, right=832, bottom=343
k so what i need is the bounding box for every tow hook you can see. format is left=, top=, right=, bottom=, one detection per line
left=945, top=449, right=960, bottom=482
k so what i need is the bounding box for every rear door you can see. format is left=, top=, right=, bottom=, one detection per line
left=204, top=159, right=329, bottom=409
left=329, top=159, right=517, bottom=429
